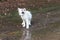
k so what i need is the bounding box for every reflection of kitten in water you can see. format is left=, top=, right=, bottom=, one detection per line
left=18, top=8, right=32, bottom=29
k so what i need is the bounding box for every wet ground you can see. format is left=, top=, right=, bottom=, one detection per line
left=0, top=10, right=60, bottom=40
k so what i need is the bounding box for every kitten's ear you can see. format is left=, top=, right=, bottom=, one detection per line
left=18, top=8, right=21, bottom=11
left=18, top=8, right=19, bottom=10
left=18, top=8, right=20, bottom=9
left=23, top=8, right=26, bottom=11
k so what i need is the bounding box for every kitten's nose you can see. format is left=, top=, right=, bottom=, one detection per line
left=22, top=12, right=24, bottom=14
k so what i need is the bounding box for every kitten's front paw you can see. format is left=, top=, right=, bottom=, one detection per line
left=22, top=24, right=25, bottom=27
left=22, top=23, right=25, bottom=27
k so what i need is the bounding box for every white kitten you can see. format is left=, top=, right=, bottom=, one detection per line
left=18, top=8, right=32, bottom=29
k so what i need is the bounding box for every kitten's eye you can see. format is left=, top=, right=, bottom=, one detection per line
left=22, top=12, right=24, bottom=14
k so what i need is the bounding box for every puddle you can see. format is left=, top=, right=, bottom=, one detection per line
left=20, top=28, right=31, bottom=40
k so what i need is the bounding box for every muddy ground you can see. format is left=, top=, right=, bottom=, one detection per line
left=0, top=9, right=60, bottom=40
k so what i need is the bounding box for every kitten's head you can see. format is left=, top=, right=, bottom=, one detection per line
left=18, top=8, right=26, bottom=16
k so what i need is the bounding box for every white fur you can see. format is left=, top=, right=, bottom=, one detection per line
left=18, top=8, right=32, bottom=29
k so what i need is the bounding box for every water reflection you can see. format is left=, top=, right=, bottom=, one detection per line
left=20, top=28, right=31, bottom=40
